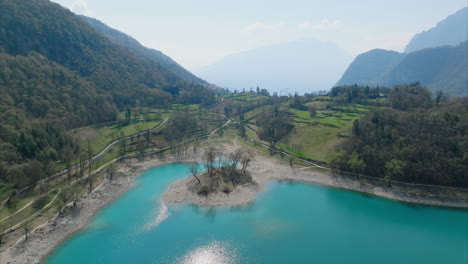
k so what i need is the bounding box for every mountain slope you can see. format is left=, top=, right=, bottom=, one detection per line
left=383, top=42, right=467, bottom=96
left=0, top=0, right=180, bottom=95
left=0, top=0, right=215, bottom=189
left=336, top=42, right=467, bottom=96
left=405, top=7, right=467, bottom=53
left=80, top=16, right=207, bottom=85
left=197, top=39, right=353, bottom=94
left=336, top=49, right=404, bottom=87
left=0, top=0, right=215, bottom=108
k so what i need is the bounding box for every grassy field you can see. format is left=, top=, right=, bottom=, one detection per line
left=226, top=91, right=269, bottom=101
left=235, top=93, right=374, bottom=163
left=76, top=105, right=193, bottom=156
left=72, top=119, right=163, bottom=156
left=0, top=195, right=35, bottom=220
left=278, top=124, right=347, bottom=162
left=0, top=190, right=58, bottom=230
left=282, top=105, right=369, bottom=162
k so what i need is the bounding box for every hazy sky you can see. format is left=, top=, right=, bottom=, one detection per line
left=51, top=0, right=466, bottom=71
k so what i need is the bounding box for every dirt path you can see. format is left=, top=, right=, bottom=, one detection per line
left=0, top=200, right=35, bottom=223
left=5, top=190, right=61, bottom=234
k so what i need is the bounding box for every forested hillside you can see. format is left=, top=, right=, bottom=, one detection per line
left=331, top=84, right=468, bottom=187
left=335, top=49, right=404, bottom=87
left=80, top=16, right=207, bottom=86
left=0, top=0, right=214, bottom=191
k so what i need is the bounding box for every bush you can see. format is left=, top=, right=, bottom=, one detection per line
left=197, top=185, right=210, bottom=196
left=32, top=195, right=50, bottom=210
left=220, top=183, right=233, bottom=194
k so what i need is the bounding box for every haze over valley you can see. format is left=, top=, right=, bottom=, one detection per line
left=196, top=39, right=353, bottom=95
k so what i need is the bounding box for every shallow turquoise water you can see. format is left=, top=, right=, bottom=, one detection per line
left=45, top=163, right=468, bottom=264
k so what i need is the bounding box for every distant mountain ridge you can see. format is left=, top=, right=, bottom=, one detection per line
left=197, top=39, right=353, bottom=94
left=80, top=16, right=207, bottom=85
left=336, top=7, right=468, bottom=97
left=405, top=7, right=467, bottom=53
left=336, top=42, right=467, bottom=96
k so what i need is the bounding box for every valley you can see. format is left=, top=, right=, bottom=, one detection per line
left=0, top=1, right=466, bottom=263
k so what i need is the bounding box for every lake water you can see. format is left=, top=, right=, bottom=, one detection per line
left=45, top=163, right=468, bottom=264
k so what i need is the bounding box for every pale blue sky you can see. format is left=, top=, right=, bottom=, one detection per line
left=51, top=0, right=467, bottom=71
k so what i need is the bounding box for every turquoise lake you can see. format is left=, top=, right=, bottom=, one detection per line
left=45, top=163, right=468, bottom=264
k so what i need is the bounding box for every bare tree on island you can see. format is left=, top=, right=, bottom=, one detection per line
left=204, top=147, right=217, bottom=178
left=228, top=149, right=243, bottom=184
left=190, top=147, right=255, bottom=195
left=204, top=147, right=217, bottom=190
left=189, top=162, right=201, bottom=184
left=240, top=150, right=254, bottom=173
left=229, top=149, right=243, bottom=169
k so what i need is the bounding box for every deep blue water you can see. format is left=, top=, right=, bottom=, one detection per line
left=45, top=163, right=468, bottom=264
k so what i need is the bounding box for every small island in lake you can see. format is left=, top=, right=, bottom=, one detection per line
left=163, top=147, right=259, bottom=206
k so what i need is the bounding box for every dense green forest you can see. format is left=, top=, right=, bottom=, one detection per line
left=0, top=0, right=215, bottom=108
left=0, top=0, right=215, bottom=191
left=330, top=84, right=468, bottom=187
left=79, top=15, right=207, bottom=86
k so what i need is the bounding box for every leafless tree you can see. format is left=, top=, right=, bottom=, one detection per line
left=217, top=154, right=225, bottom=168
left=228, top=149, right=243, bottom=183
left=24, top=221, right=30, bottom=241
left=204, top=147, right=217, bottom=190
left=0, top=225, right=5, bottom=244
left=189, top=162, right=201, bottom=184
left=79, top=154, right=85, bottom=179
left=106, top=163, right=118, bottom=180
left=87, top=139, right=93, bottom=177
left=229, top=149, right=243, bottom=169
left=88, top=177, right=93, bottom=193
left=64, top=146, right=74, bottom=184
left=240, top=150, right=254, bottom=173
left=193, top=138, right=200, bottom=153
left=204, top=147, right=217, bottom=178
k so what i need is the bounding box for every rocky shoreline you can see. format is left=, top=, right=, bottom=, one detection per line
left=1, top=143, right=466, bottom=264
left=163, top=144, right=468, bottom=208
left=0, top=155, right=199, bottom=264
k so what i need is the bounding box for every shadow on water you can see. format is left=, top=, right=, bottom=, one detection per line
left=189, top=204, right=218, bottom=221
left=278, top=179, right=298, bottom=185
left=229, top=202, right=256, bottom=212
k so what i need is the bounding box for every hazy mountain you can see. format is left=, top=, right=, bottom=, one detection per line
left=197, top=39, right=353, bottom=95
left=336, top=42, right=467, bottom=96
left=405, top=7, right=467, bottom=53
left=384, top=42, right=467, bottom=96
left=80, top=16, right=207, bottom=85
